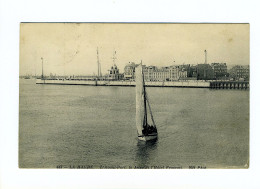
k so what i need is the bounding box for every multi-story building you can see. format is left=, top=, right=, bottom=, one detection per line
left=123, top=63, right=192, bottom=81
left=123, top=62, right=217, bottom=81
left=108, top=64, right=123, bottom=80
left=143, top=66, right=171, bottom=81
left=211, top=63, right=228, bottom=79
left=229, top=65, right=250, bottom=81
left=178, top=68, right=188, bottom=79
left=143, top=66, right=155, bottom=81
left=197, top=64, right=214, bottom=80
left=124, top=62, right=137, bottom=80
left=175, top=65, right=189, bottom=80
left=190, top=65, right=198, bottom=78
left=168, top=66, right=179, bottom=81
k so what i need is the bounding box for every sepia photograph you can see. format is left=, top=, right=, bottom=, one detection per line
left=19, top=23, right=249, bottom=169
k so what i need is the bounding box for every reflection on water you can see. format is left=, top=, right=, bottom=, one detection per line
left=135, top=139, right=158, bottom=167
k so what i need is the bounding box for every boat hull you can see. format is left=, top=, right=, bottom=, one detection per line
left=138, top=133, right=158, bottom=141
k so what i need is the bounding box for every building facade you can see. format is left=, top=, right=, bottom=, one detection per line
left=197, top=64, right=214, bottom=80
left=143, top=66, right=172, bottom=81
left=229, top=65, right=250, bottom=81
left=123, top=63, right=190, bottom=81
left=189, top=65, right=198, bottom=78
left=123, top=62, right=236, bottom=81
left=211, top=63, right=228, bottom=79
left=176, top=65, right=190, bottom=80
left=108, top=64, right=123, bottom=80
left=123, top=62, right=137, bottom=80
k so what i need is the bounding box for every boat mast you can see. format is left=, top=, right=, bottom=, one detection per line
left=142, top=62, right=148, bottom=127
left=97, top=47, right=100, bottom=78
left=41, top=57, right=44, bottom=79
left=112, top=50, right=117, bottom=65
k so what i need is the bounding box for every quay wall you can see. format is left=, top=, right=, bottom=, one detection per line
left=36, top=79, right=210, bottom=88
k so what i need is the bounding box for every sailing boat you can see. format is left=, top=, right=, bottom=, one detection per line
left=136, top=63, right=158, bottom=141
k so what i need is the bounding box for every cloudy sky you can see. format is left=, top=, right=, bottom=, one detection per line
left=20, top=23, right=249, bottom=76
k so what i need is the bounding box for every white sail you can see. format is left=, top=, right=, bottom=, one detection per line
left=135, top=64, right=145, bottom=136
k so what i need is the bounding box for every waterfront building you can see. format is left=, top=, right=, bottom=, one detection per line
left=175, top=65, right=190, bottom=80
left=178, top=68, right=188, bottom=79
left=168, top=66, right=179, bottom=81
left=197, top=64, right=214, bottom=80
left=123, top=62, right=222, bottom=81
left=124, top=62, right=138, bottom=80
left=142, top=65, right=190, bottom=81
left=143, top=66, right=155, bottom=81
left=123, top=63, right=192, bottom=81
left=229, top=65, right=250, bottom=81
left=143, top=66, right=171, bottom=81
left=108, top=64, right=123, bottom=80
left=189, top=65, right=198, bottom=78
left=123, top=63, right=172, bottom=81
left=211, top=63, right=228, bottom=79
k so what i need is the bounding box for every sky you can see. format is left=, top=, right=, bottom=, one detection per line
left=20, top=23, right=249, bottom=76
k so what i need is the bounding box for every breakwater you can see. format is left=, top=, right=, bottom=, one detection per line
left=36, top=79, right=249, bottom=89
left=36, top=79, right=210, bottom=88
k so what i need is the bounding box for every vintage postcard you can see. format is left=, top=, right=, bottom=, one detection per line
left=19, top=23, right=249, bottom=169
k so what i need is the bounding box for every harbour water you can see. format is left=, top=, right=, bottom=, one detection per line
left=19, top=79, right=249, bottom=168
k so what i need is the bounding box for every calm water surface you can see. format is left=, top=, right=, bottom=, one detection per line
left=19, top=79, right=249, bottom=168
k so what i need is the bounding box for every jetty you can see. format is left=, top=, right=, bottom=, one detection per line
left=210, top=81, right=249, bottom=89
left=36, top=79, right=210, bottom=88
